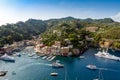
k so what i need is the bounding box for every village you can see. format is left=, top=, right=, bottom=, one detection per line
left=0, top=26, right=99, bottom=57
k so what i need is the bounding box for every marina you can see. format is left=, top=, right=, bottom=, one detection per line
left=0, top=0, right=120, bottom=80
left=0, top=48, right=120, bottom=80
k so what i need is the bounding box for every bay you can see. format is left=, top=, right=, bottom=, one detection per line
left=0, top=48, right=120, bottom=80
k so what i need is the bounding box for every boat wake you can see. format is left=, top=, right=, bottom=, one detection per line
left=96, top=67, right=119, bottom=72
left=37, top=63, right=52, bottom=66
left=17, top=62, right=52, bottom=71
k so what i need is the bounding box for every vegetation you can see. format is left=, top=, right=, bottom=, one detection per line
left=0, top=19, right=47, bottom=47
left=1, top=17, right=120, bottom=50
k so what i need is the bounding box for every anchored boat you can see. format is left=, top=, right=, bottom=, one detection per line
left=95, top=50, right=120, bottom=61
left=0, top=71, right=8, bottom=77
left=0, top=54, right=15, bottom=62
left=52, top=60, right=64, bottom=68
left=86, top=64, right=97, bottom=70
left=50, top=72, right=58, bottom=76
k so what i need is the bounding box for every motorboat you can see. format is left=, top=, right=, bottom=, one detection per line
left=42, top=56, right=47, bottom=59
left=50, top=72, right=58, bottom=76
left=0, top=54, right=15, bottom=62
left=32, top=55, right=40, bottom=59
left=0, top=71, right=8, bottom=77
left=86, top=64, right=97, bottom=70
left=16, top=53, right=21, bottom=57
left=48, top=56, right=56, bottom=61
left=46, top=56, right=52, bottom=60
left=52, top=61, right=64, bottom=68
left=95, top=50, right=120, bottom=61
left=12, top=71, right=16, bottom=75
left=28, top=53, right=36, bottom=57
left=79, top=56, right=85, bottom=59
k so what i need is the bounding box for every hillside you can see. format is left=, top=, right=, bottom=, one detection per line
left=0, top=19, right=47, bottom=47
left=0, top=17, right=120, bottom=49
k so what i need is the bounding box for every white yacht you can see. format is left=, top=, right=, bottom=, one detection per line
left=48, top=56, right=56, bottom=61
left=0, top=54, right=15, bottom=62
left=42, top=56, right=47, bottom=59
left=79, top=56, right=85, bottom=59
left=95, top=50, right=120, bottom=61
left=86, top=64, right=97, bottom=70
left=52, top=60, right=64, bottom=68
left=50, top=72, right=58, bottom=76
left=0, top=71, right=8, bottom=77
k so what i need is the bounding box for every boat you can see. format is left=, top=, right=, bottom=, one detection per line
left=86, top=64, right=97, bottom=70
left=48, top=56, right=56, bottom=61
left=12, top=71, right=16, bottom=75
left=16, top=53, right=21, bottom=57
left=32, top=56, right=40, bottom=59
left=46, top=55, right=52, bottom=60
left=93, top=69, right=104, bottom=80
left=42, top=56, right=47, bottom=59
left=28, top=53, right=36, bottom=57
left=95, top=50, right=120, bottom=61
left=0, top=71, right=8, bottom=77
left=52, top=61, right=64, bottom=68
left=0, top=54, right=15, bottom=62
left=56, top=60, right=60, bottom=63
left=50, top=72, right=58, bottom=76
left=79, top=56, right=85, bottom=59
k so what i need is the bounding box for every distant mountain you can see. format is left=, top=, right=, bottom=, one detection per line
left=46, top=17, right=114, bottom=23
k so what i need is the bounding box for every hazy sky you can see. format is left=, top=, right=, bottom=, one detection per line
left=0, top=0, right=120, bottom=25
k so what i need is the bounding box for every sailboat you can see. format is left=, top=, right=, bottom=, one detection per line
left=93, top=69, right=104, bottom=80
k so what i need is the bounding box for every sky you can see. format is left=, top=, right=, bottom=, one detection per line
left=0, top=0, right=120, bottom=25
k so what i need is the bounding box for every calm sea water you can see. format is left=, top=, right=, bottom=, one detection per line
left=0, top=48, right=120, bottom=80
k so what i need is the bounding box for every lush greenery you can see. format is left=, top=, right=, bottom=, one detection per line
left=42, top=22, right=89, bottom=49
left=0, top=19, right=47, bottom=47
left=1, top=17, right=120, bottom=50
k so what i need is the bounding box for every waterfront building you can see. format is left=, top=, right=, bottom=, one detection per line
left=60, top=47, right=69, bottom=56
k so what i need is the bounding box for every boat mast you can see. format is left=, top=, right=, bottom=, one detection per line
left=98, top=69, right=104, bottom=80
left=65, top=68, right=67, bottom=80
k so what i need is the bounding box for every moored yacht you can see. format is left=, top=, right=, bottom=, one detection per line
left=95, top=50, right=120, bottom=61
left=86, top=64, right=97, bottom=70
left=0, top=71, right=8, bottom=77
left=50, top=72, right=58, bottom=76
left=52, top=60, right=64, bottom=68
left=0, top=54, right=15, bottom=62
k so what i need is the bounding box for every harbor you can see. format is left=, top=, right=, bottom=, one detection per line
left=0, top=48, right=120, bottom=80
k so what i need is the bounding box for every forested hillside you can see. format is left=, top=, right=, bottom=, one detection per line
left=0, top=17, right=120, bottom=49
left=0, top=19, right=47, bottom=47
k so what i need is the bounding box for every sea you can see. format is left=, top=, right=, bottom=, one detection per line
left=0, top=47, right=120, bottom=80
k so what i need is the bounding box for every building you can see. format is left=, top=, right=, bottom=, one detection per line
left=86, top=27, right=98, bottom=32
left=54, top=41, right=61, bottom=48
left=60, top=47, right=69, bottom=56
